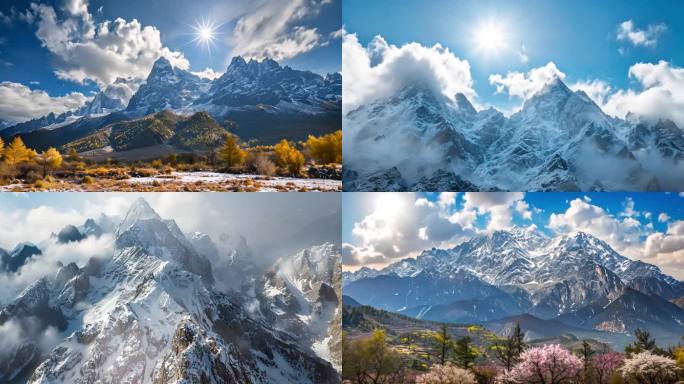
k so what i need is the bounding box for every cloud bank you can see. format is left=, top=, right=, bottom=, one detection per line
left=344, top=192, right=532, bottom=268
left=342, top=32, right=477, bottom=113
left=488, top=60, right=684, bottom=127
left=345, top=193, right=684, bottom=280
left=0, top=81, right=89, bottom=123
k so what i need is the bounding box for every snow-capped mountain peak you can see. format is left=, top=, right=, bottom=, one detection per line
left=115, top=197, right=161, bottom=236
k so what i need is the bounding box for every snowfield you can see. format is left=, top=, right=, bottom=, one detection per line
left=126, top=171, right=341, bottom=191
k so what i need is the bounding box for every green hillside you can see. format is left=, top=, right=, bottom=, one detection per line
left=60, top=110, right=234, bottom=154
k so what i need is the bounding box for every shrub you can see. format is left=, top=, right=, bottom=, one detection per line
left=167, top=153, right=178, bottom=166
left=306, top=130, right=342, bottom=164
left=343, top=330, right=405, bottom=384
left=151, top=159, right=163, bottom=169
left=416, top=364, right=477, bottom=384
left=24, top=170, right=41, bottom=184
left=274, top=139, right=304, bottom=176
left=248, top=153, right=276, bottom=176
left=34, top=179, right=47, bottom=189
left=82, top=175, right=94, bottom=184
left=472, top=364, right=499, bottom=384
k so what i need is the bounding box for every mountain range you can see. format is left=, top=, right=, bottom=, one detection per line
left=343, top=79, right=684, bottom=191
left=0, top=198, right=341, bottom=383
left=1, top=57, right=341, bottom=153
left=343, top=226, right=684, bottom=348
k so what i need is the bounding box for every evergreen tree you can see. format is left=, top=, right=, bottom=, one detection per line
left=491, top=322, right=527, bottom=370
left=512, top=322, right=526, bottom=357
left=432, top=324, right=454, bottom=366
left=579, top=340, right=595, bottom=383
left=454, top=336, right=478, bottom=368
left=625, top=329, right=657, bottom=356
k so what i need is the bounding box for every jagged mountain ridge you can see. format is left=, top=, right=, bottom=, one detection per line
left=344, top=78, right=684, bottom=191
left=343, top=227, right=684, bottom=342
left=0, top=198, right=340, bottom=383
left=2, top=56, right=341, bottom=146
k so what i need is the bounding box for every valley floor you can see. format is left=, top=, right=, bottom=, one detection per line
left=0, top=171, right=341, bottom=192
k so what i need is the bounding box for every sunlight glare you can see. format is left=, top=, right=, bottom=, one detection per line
left=474, top=20, right=507, bottom=55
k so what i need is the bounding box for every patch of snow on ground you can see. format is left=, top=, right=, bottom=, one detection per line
left=126, top=171, right=340, bottom=191
left=312, top=335, right=334, bottom=369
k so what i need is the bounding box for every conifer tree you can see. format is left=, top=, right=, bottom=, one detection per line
left=274, top=139, right=304, bottom=175
left=218, top=136, right=246, bottom=169
left=454, top=336, right=478, bottom=368
left=38, top=147, right=63, bottom=177
left=4, top=137, right=31, bottom=166
left=432, top=324, right=454, bottom=366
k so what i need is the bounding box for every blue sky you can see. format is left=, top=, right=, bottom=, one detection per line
left=343, top=192, right=684, bottom=279
left=0, top=0, right=341, bottom=123
left=343, top=0, right=683, bottom=113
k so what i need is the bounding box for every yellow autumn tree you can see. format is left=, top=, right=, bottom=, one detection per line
left=38, top=147, right=63, bottom=177
left=4, top=137, right=31, bottom=166
left=68, top=147, right=81, bottom=162
left=274, top=139, right=305, bottom=176
left=306, top=130, right=342, bottom=164
left=0, top=137, right=4, bottom=159
left=218, top=136, right=246, bottom=169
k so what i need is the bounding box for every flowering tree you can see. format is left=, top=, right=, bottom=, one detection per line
left=496, top=344, right=582, bottom=384
left=416, top=364, right=477, bottom=384
left=592, top=352, right=624, bottom=384
left=619, top=351, right=679, bottom=384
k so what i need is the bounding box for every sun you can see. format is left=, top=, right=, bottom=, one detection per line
left=199, top=26, right=214, bottom=42
left=473, top=20, right=507, bottom=55
left=191, top=19, right=219, bottom=51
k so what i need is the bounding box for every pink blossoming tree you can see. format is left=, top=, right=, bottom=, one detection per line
left=496, top=344, right=582, bottom=384
left=592, top=352, right=624, bottom=384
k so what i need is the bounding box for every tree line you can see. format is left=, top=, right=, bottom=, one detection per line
left=343, top=324, right=684, bottom=384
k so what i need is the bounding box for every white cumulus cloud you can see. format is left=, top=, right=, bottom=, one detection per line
left=602, top=61, right=684, bottom=127
left=27, top=1, right=189, bottom=88
left=0, top=81, right=89, bottom=123
left=489, top=62, right=566, bottom=101
left=617, top=19, right=667, bottom=48
left=342, top=32, right=477, bottom=113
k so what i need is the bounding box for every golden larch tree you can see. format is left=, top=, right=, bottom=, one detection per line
left=4, top=137, right=31, bottom=166
left=306, top=130, right=342, bottom=164
left=218, top=136, right=246, bottom=169
left=38, top=147, right=63, bottom=177
left=274, top=139, right=305, bottom=176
